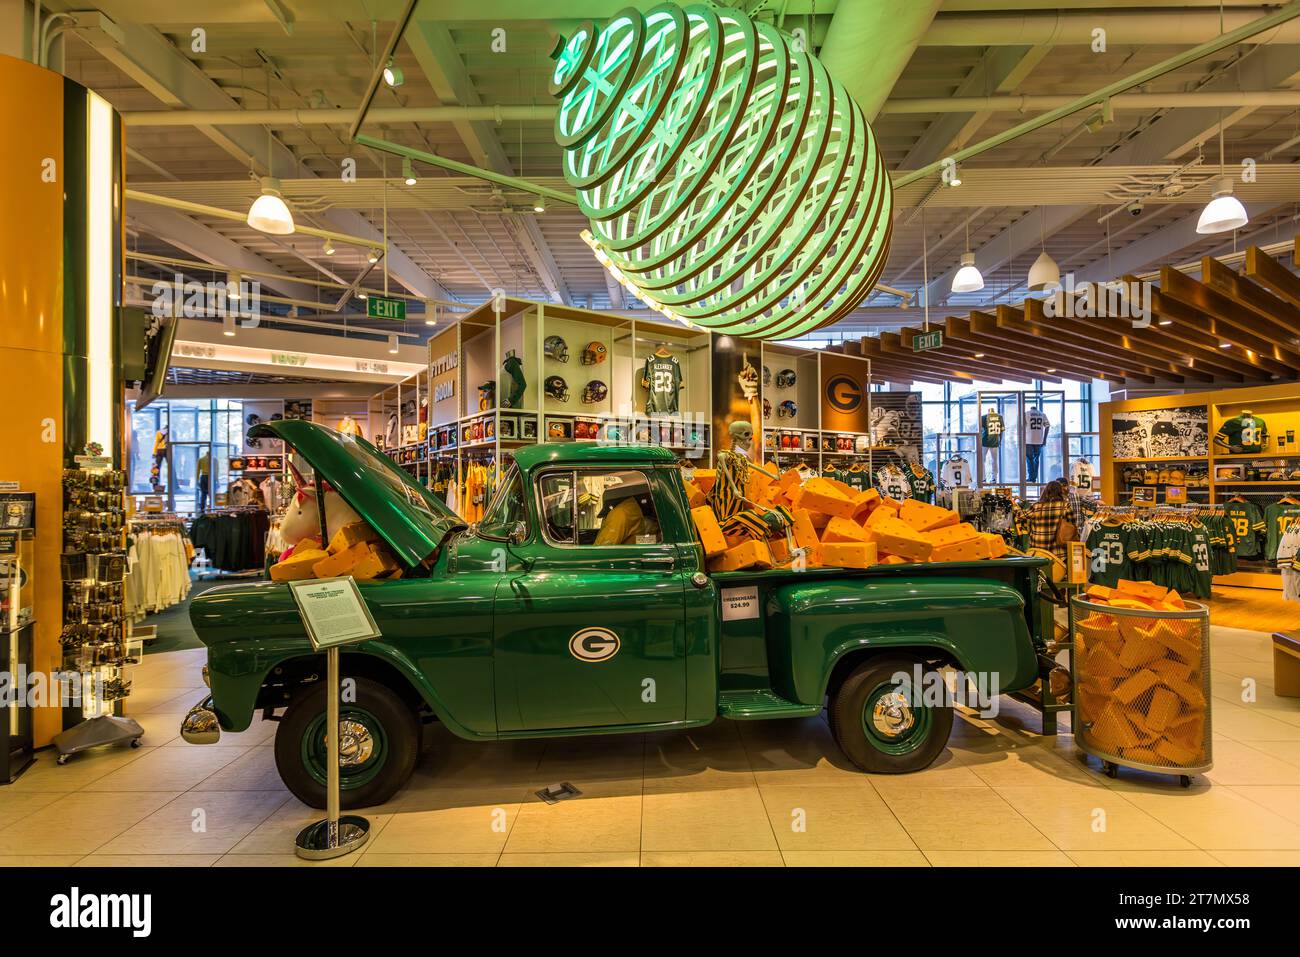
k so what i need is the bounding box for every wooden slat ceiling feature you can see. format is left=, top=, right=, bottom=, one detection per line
left=828, top=245, right=1300, bottom=387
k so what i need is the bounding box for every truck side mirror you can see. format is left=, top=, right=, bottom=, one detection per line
left=509, top=521, right=528, bottom=545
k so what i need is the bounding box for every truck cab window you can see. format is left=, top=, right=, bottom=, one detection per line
left=540, top=469, right=661, bottom=546
left=477, top=466, right=525, bottom=539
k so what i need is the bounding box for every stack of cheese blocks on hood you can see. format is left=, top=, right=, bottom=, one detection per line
left=269, top=520, right=403, bottom=583
left=683, top=466, right=1009, bottom=573
left=1074, top=580, right=1206, bottom=767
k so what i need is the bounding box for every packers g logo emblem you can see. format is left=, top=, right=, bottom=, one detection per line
left=825, top=374, right=862, bottom=412
left=569, top=627, right=620, bottom=662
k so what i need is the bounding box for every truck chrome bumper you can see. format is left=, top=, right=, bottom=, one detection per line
left=180, top=696, right=222, bottom=744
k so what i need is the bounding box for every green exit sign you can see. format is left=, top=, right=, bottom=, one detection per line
left=367, top=296, right=406, bottom=320
left=913, top=330, right=943, bottom=352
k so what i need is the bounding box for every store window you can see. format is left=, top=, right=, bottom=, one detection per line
left=538, top=469, right=662, bottom=546
left=478, top=467, right=526, bottom=539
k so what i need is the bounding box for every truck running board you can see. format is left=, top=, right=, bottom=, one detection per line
left=718, top=689, right=824, bottom=720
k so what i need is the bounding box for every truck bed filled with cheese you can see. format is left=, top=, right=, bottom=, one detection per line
left=269, top=521, right=403, bottom=583
left=684, top=466, right=1010, bottom=574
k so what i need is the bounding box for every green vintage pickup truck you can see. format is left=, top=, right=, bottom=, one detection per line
left=184, top=421, right=1054, bottom=808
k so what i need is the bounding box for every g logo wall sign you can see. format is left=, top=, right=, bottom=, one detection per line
left=569, top=627, right=621, bottom=662
left=825, top=374, right=863, bottom=413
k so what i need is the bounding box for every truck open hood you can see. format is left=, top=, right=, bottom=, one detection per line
left=249, top=420, right=465, bottom=567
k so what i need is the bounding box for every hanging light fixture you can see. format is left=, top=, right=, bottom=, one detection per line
left=222, top=314, right=236, bottom=337
left=424, top=301, right=437, bottom=327
left=322, top=238, right=335, bottom=256
left=367, top=249, right=379, bottom=264
left=387, top=334, right=399, bottom=354
left=532, top=195, right=546, bottom=214
left=383, top=59, right=404, bottom=87
left=227, top=272, right=241, bottom=299
left=951, top=221, right=984, bottom=293
left=1027, top=207, right=1060, bottom=292
left=247, top=177, right=295, bottom=235
left=402, top=157, right=417, bottom=186
left=1197, top=175, right=1248, bottom=234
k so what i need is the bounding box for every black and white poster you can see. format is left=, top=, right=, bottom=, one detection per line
left=1111, top=406, right=1209, bottom=459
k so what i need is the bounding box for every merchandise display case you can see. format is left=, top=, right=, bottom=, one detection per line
left=1101, top=381, right=1300, bottom=589
left=0, top=493, right=36, bottom=782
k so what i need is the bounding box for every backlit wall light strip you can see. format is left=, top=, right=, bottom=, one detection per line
left=552, top=4, right=892, bottom=341
left=86, top=91, right=115, bottom=453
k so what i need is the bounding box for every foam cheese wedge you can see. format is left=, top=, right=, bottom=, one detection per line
left=791, top=509, right=820, bottom=552
left=312, top=541, right=369, bottom=579
left=693, top=469, right=717, bottom=493
left=709, top=538, right=774, bottom=572
left=866, top=516, right=935, bottom=562
left=768, top=536, right=791, bottom=565
left=863, top=505, right=899, bottom=530
left=269, top=547, right=328, bottom=582
left=683, top=481, right=706, bottom=509
left=924, top=522, right=979, bottom=549
left=1086, top=584, right=1117, bottom=602
left=850, top=488, right=882, bottom=522
left=822, top=516, right=873, bottom=544
left=930, top=536, right=992, bottom=563
left=352, top=542, right=400, bottom=581
left=691, top=505, right=728, bottom=557
left=777, top=469, right=803, bottom=493
left=797, top=478, right=857, bottom=519
left=899, top=500, right=960, bottom=533
left=1117, top=579, right=1169, bottom=603
left=327, top=521, right=381, bottom=555
left=821, top=476, right=858, bottom=499
left=820, top=541, right=879, bottom=569
left=983, top=533, right=1009, bottom=559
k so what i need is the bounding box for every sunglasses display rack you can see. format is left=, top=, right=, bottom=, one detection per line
left=51, top=467, right=144, bottom=764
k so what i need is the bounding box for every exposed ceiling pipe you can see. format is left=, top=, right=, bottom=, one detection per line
left=922, top=9, right=1300, bottom=45
left=894, top=0, right=1300, bottom=189
left=119, top=90, right=1300, bottom=128
left=348, top=0, right=420, bottom=141
left=819, top=0, right=945, bottom=121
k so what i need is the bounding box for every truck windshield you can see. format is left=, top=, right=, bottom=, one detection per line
left=478, top=466, right=525, bottom=539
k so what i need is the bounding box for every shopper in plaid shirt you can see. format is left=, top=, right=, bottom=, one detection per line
left=1024, top=479, right=1076, bottom=560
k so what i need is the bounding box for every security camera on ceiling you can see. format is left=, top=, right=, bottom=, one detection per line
left=1127, top=200, right=1145, bottom=217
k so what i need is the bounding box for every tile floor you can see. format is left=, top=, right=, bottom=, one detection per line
left=2, top=623, right=1299, bottom=867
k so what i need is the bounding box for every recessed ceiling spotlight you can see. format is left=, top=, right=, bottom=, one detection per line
left=1219, top=342, right=1232, bottom=348
left=1158, top=319, right=1172, bottom=326
left=973, top=352, right=986, bottom=358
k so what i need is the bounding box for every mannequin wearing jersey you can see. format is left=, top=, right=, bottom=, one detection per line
left=1024, top=407, right=1050, bottom=483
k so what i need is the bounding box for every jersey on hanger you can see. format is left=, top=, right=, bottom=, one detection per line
left=1263, top=501, right=1300, bottom=562
left=1224, top=501, right=1265, bottom=559
left=1071, top=459, right=1095, bottom=491
left=1086, top=522, right=1133, bottom=588
left=642, top=354, right=683, bottom=415
left=875, top=466, right=911, bottom=501
left=906, top=464, right=936, bottom=503
left=1216, top=413, right=1269, bottom=454
left=940, top=457, right=972, bottom=489
left=1024, top=409, right=1050, bottom=446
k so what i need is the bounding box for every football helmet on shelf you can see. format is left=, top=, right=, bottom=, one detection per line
left=775, top=368, right=797, bottom=389
left=544, top=375, right=570, bottom=401
left=762, top=366, right=771, bottom=387
left=581, top=380, right=608, bottom=404
left=778, top=399, right=798, bottom=418
left=580, top=341, right=608, bottom=365
left=544, top=335, right=570, bottom=363
left=763, top=398, right=771, bottom=420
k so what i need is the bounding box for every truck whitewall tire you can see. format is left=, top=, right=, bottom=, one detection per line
left=830, top=655, right=953, bottom=774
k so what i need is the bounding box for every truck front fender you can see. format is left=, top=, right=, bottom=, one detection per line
left=766, top=576, right=1040, bottom=706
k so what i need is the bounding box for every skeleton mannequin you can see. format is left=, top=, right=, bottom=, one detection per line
left=708, top=420, right=795, bottom=552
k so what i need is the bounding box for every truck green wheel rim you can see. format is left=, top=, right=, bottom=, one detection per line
left=301, top=707, right=389, bottom=790
left=861, top=680, right=931, bottom=756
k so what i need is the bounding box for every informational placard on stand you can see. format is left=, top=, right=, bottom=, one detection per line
left=286, top=576, right=380, bottom=859
left=288, top=576, right=381, bottom=650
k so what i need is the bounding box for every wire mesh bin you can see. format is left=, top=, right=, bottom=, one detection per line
left=1070, top=595, right=1212, bottom=786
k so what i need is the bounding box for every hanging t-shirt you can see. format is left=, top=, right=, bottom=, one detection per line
left=1216, top=413, right=1269, bottom=454
left=940, top=457, right=972, bottom=489
left=1263, top=501, right=1300, bottom=562
left=1086, top=522, right=1133, bottom=587
left=980, top=412, right=1005, bottom=448
left=1071, top=459, right=1095, bottom=491
left=1024, top=409, right=1051, bottom=446
left=875, top=466, right=911, bottom=501
left=1224, top=501, right=1265, bottom=559
left=906, top=464, right=936, bottom=503
left=642, top=353, right=683, bottom=415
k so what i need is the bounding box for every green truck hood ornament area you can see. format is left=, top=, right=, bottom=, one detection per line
left=249, top=419, right=464, bottom=567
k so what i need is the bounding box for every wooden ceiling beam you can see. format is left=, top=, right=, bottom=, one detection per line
left=1152, top=286, right=1294, bottom=380
left=1161, top=266, right=1300, bottom=366
left=942, top=314, right=1098, bottom=381
left=977, top=306, right=1162, bottom=384
left=1245, top=245, right=1300, bottom=311
left=896, top=322, right=1078, bottom=383
left=878, top=330, right=1044, bottom=383
left=1202, top=256, right=1300, bottom=337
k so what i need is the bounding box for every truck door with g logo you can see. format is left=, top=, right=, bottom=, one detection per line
left=491, top=466, right=688, bottom=731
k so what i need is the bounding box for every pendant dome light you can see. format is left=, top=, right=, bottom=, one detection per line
left=1197, top=13, right=1248, bottom=235
left=1027, top=207, right=1060, bottom=292
left=951, top=221, right=984, bottom=293
left=246, top=68, right=295, bottom=235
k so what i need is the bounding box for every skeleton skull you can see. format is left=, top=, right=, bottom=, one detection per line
left=729, top=420, right=754, bottom=452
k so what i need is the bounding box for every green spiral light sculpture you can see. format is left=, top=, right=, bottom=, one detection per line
left=551, top=3, right=892, bottom=340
